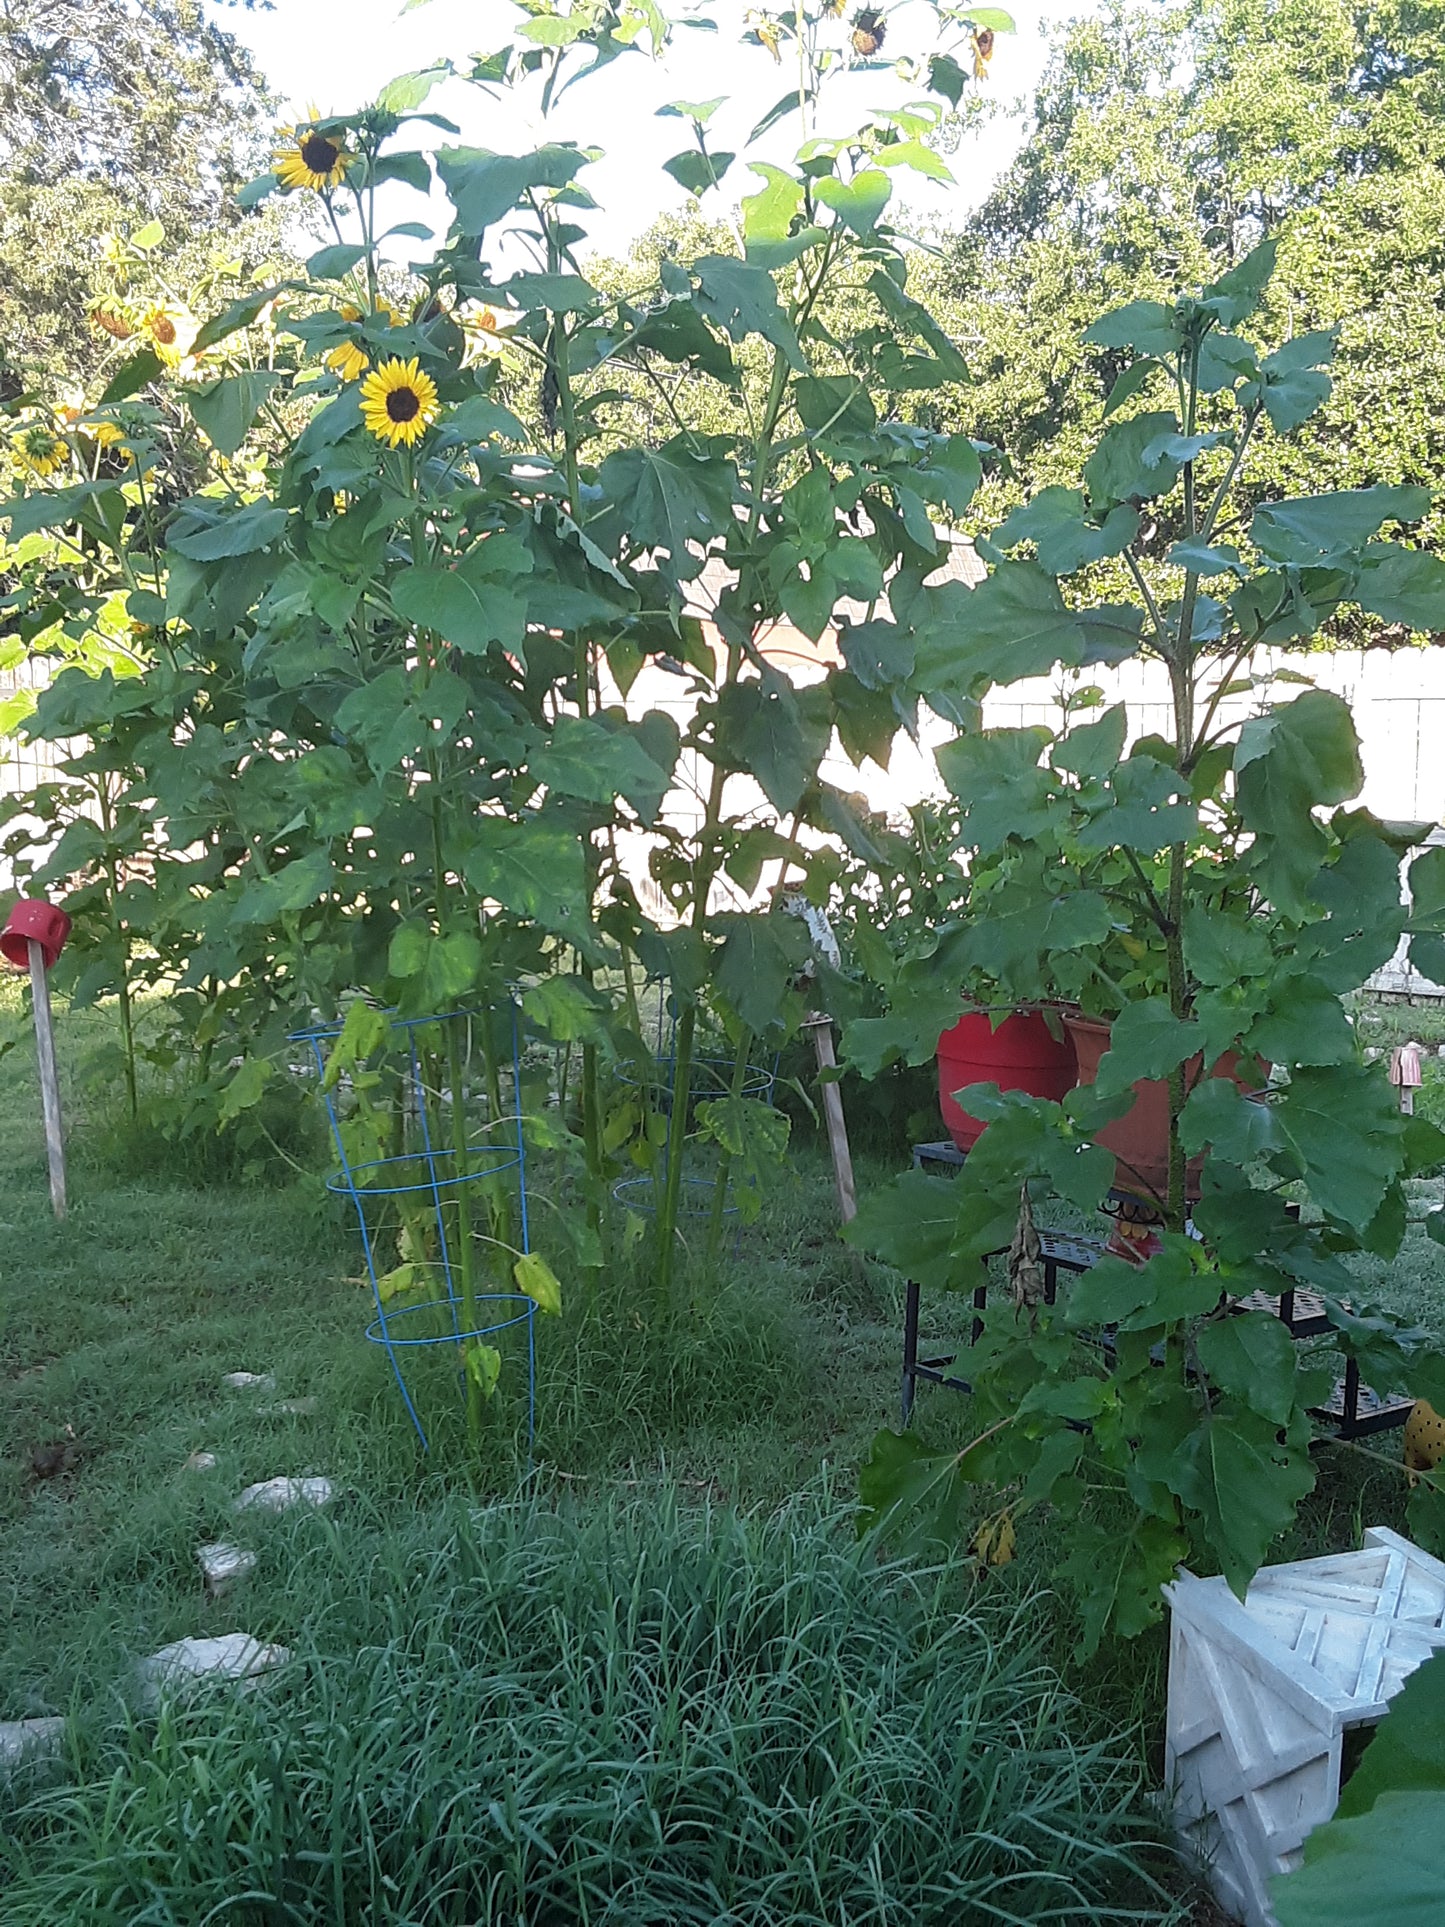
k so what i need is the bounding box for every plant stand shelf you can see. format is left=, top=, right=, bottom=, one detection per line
left=899, top=1163, right=1414, bottom=1443
left=900, top=1233, right=1103, bottom=1423
left=1164, top=1527, right=1445, bottom=1927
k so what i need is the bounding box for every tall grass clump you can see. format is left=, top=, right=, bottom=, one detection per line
left=0, top=1485, right=1184, bottom=1926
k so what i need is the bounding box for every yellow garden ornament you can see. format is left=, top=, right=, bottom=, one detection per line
left=275, top=120, right=353, bottom=192
left=359, top=357, right=440, bottom=449
left=1404, top=1399, right=1445, bottom=1473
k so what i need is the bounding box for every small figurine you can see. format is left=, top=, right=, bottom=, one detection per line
left=1388, top=1038, right=1423, bottom=1115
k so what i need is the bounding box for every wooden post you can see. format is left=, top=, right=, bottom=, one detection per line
left=803, top=1011, right=856, bottom=1225
left=28, top=937, right=67, bottom=1219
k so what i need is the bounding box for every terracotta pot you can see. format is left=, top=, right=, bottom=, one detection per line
left=1064, top=1011, right=1257, bottom=1204
left=0, top=899, right=71, bottom=971
left=936, top=1007, right=1077, bottom=1152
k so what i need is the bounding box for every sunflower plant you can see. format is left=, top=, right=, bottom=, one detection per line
left=848, top=243, right=1445, bottom=1651
left=2, top=0, right=1012, bottom=1380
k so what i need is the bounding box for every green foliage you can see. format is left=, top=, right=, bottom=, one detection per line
left=929, top=0, right=1445, bottom=620
left=1272, top=1653, right=1445, bottom=1926
left=849, top=242, right=1445, bottom=1651
left=0, top=1483, right=1183, bottom=1924
left=0, top=0, right=281, bottom=388
left=1, top=0, right=1007, bottom=1323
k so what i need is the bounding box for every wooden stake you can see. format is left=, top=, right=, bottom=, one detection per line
left=28, top=937, right=66, bottom=1219
left=803, top=1012, right=856, bottom=1225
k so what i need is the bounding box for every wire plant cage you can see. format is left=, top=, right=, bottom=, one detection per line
left=611, top=983, right=781, bottom=1227
left=293, top=1005, right=535, bottom=1452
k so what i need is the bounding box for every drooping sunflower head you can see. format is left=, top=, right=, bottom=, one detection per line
left=275, top=118, right=353, bottom=193
left=359, top=356, right=441, bottom=448
left=850, top=6, right=885, bottom=54
left=972, top=25, right=995, bottom=77
left=91, top=306, right=133, bottom=340
left=14, top=424, right=70, bottom=478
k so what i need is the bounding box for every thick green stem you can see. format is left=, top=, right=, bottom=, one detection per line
left=430, top=789, right=481, bottom=1441
left=656, top=1001, right=697, bottom=1308
left=99, top=794, right=138, bottom=1121
left=655, top=331, right=798, bottom=1302
left=1164, top=840, right=1189, bottom=1233
left=479, top=1002, right=513, bottom=1263
left=107, top=869, right=138, bottom=1123
left=446, top=1014, right=483, bottom=1441
left=705, top=1025, right=753, bottom=1272
left=546, top=203, right=605, bottom=1242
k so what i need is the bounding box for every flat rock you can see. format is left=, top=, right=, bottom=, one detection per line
left=0, top=1717, right=64, bottom=1773
left=233, top=1476, right=335, bottom=1515
left=221, top=1372, right=276, bottom=1393
left=255, top=1398, right=318, bottom=1418
left=197, top=1542, right=257, bottom=1597
left=184, top=1450, right=218, bottom=1473
left=136, top=1633, right=289, bottom=1710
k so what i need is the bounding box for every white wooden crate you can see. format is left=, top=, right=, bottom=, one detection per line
left=1163, top=1526, right=1445, bottom=1927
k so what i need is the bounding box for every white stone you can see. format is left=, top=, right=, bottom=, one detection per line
left=255, top=1398, right=318, bottom=1418
left=136, top=1633, right=289, bottom=1710
left=197, top=1542, right=257, bottom=1597
left=221, top=1372, right=276, bottom=1392
left=233, top=1476, right=335, bottom=1515
left=0, top=1717, right=64, bottom=1774
left=184, top=1450, right=219, bottom=1473
left=1164, top=1526, right=1445, bottom=1927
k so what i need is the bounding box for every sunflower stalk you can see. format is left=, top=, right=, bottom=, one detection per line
left=542, top=196, right=606, bottom=1251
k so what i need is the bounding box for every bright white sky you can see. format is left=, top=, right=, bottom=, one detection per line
left=224, top=0, right=1068, bottom=262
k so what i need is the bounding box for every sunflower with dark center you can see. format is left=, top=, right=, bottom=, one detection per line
left=275, top=122, right=353, bottom=192
left=850, top=7, right=885, bottom=54
left=359, top=356, right=441, bottom=448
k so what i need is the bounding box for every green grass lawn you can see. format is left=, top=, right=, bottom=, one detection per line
left=1, top=988, right=1437, bottom=1922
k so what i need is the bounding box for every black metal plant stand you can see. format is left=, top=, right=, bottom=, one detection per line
left=900, top=1141, right=1414, bottom=1442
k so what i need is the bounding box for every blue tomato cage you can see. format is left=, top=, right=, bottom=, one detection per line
left=292, top=1006, right=534, bottom=1451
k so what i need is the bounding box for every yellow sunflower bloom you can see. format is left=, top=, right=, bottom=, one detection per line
left=327, top=338, right=371, bottom=383
left=461, top=305, right=507, bottom=367
left=85, top=419, right=128, bottom=450
left=14, top=425, right=70, bottom=478
left=359, top=357, right=440, bottom=448
left=325, top=301, right=399, bottom=383
left=275, top=120, right=353, bottom=192
left=141, top=305, right=196, bottom=368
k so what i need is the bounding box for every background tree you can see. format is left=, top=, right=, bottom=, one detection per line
left=0, top=0, right=278, bottom=386
left=926, top=0, right=1445, bottom=633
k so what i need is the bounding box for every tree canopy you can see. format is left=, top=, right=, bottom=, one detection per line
left=0, top=0, right=276, bottom=385
left=929, top=0, right=1445, bottom=632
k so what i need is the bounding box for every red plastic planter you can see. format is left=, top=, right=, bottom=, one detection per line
left=1, top=899, right=71, bottom=971
left=936, top=1008, right=1078, bottom=1152
left=1065, top=1011, right=1258, bottom=1203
